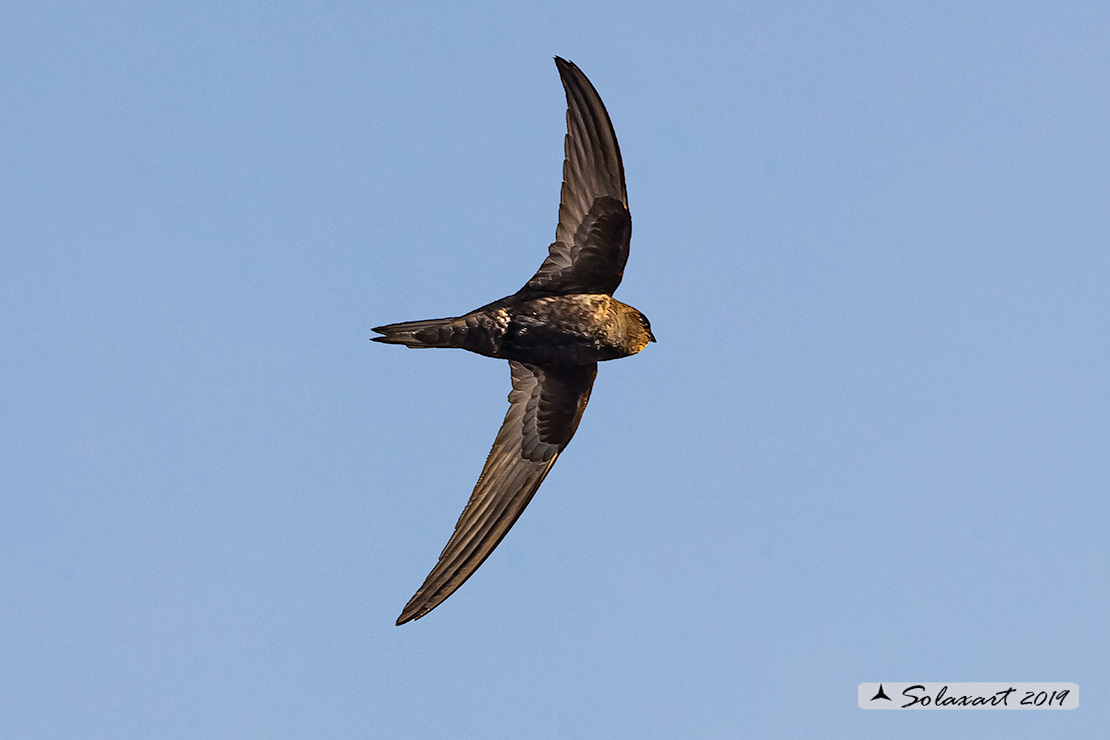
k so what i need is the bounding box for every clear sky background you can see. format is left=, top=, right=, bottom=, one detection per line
left=3, top=2, right=1107, bottom=738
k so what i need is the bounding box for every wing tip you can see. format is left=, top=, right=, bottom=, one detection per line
left=395, top=592, right=440, bottom=626
left=395, top=597, right=424, bottom=626
left=554, top=56, right=578, bottom=75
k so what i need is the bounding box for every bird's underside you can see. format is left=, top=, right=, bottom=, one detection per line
left=372, top=293, right=646, bottom=366
left=374, top=57, right=647, bottom=625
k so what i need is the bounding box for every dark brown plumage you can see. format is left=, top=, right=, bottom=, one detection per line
left=374, top=57, right=652, bottom=625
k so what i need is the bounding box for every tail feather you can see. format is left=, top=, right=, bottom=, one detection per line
left=372, top=317, right=466, bottom=348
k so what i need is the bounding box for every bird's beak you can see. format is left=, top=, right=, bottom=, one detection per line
left=648, top=331, right=656, bottom=343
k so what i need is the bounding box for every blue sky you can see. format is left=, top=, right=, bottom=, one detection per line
left=3, top=2, right=1107, bottom=738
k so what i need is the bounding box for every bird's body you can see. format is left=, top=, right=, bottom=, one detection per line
left=374, top=293, right=652, bottom=366
left=374, top=58, right=651, bottom=625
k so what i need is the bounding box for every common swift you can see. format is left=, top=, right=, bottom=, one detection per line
left=374, top=57, right=652, bottom=625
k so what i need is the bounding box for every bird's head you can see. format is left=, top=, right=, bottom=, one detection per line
left=622, top=306, right=656, bottom=354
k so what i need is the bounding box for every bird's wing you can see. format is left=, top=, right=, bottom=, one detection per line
left=523, top=57, right=631, bottom=297
left=397, top=360, right=597, bottom=624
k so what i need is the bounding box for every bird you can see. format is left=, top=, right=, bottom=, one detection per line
left=374, top=57, right=652, bottom=625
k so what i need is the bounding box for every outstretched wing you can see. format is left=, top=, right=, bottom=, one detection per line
left=397, top=360, right=597, bottom=624
left=523, top=57, right=631, bottom=297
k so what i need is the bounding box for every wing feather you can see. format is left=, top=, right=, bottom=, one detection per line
left=523, top=57, right=631, bottom=297
left=396, top=361, right=597, bottom=624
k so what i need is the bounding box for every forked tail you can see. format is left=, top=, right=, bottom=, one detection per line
left=371, top=317, right=467, bottom=349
